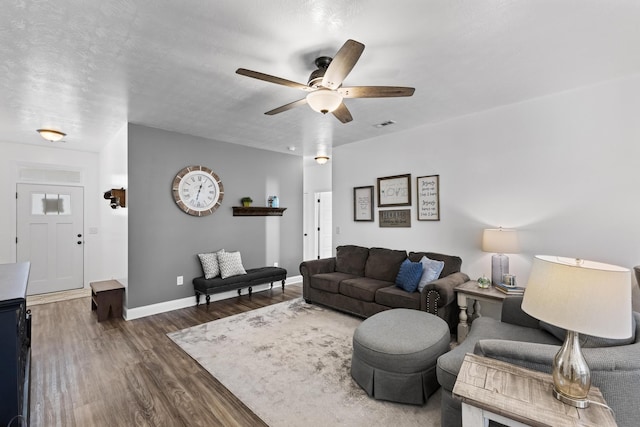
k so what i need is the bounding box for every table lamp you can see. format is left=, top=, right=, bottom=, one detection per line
left=522, top=255, right=631, bottom=408
left=482, top=228, right=519, bottom=286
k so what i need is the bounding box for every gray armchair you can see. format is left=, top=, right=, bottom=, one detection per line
left=437, top=295, right=640, bottom=427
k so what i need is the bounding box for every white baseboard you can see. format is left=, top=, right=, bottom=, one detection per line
left=123, top=275, right=302, bottom=320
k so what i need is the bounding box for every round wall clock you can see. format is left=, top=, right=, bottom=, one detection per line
left=172, top=165, right=224, bottom=216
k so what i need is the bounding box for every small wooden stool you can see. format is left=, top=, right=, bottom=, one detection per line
left=90, top=280, right=125, bottom=322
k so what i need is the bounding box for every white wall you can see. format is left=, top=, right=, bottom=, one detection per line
left=333, top=74, right=640, bottom=285
left=98, top=124, right=128, bottom=289
left=0, top=141, right=102, bottom=286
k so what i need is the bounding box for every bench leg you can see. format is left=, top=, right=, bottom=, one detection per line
left=248, top=287, right=252, bottom=297
left=270, top=282, right=273, bottom=289
left=282, top=279, right=286, bottom=291
left=206, top=295, right=211, bottom=306
left=195, top=292, right=201, bottom=306
left=237, top=289, right=241, bottom=296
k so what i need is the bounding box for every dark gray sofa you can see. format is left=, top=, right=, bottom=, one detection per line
left=299, top=245, right=470, bottom=330
left=437, top=295, right=640, bottom=427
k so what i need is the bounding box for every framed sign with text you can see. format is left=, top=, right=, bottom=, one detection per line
left=417, top=175, right=440, bottom=221
left=379, top=209, right=411, bottom=227
left=354, top=186, right=374, bottom=221
left=377, top=174, right=411, bottom=207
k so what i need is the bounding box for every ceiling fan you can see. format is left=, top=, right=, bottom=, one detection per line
left=236, top=39, right=415, bottom=123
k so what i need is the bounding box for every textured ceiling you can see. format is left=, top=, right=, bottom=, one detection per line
left=2, top=1, right=640, bottom=157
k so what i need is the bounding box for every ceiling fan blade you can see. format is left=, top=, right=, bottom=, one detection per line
left=322, top=39, right=365, bottom=90
left=332, top=102, right=353, bottom=124
left=338, top=86, right=415, bottom=98
left=265, top=98, right=308, bottom=115
left=236, top=68, right=311, bottom=91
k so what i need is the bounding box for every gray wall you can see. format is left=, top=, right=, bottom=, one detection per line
left=127, top=124, right=303, bottom=308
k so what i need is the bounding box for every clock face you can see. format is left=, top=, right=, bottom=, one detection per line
left=172, top=166, right=224, bottom=216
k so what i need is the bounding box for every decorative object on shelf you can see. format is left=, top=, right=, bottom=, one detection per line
left=103, top=188, right=126, bottom=209
left=268, top=196, right=279, bottom=208
left=477, top=275, right=491, bottom=289
left=377, top=174, right=411, bottom=207
left=172, top=165, right=224, bottom=216
left=36, top=128, right=66, bottom=142
left=353, top=186, right=374, bottom=221
left=379, top=209, right=411, bottom=227
left=482, top=227, right=519, bottom=286
left=232, top=206, right=287, bottom=216
left=417, top=175, right=440, bottom=221
left=314, top=155, right=330, bottom=165
left=241, top=197, right=253, bottom=207
left=522, top=255, right=631, bottom=408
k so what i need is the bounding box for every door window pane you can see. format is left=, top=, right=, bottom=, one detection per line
left=31, top=193, right=72, bottom=215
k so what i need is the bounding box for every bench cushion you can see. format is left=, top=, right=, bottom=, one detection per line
left=193, top=266, right=287, bottom=294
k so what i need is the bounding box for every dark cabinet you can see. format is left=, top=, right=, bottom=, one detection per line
left=0, top=262, right=31, bottom=427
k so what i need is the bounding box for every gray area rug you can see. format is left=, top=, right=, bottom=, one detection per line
left=168, top=298, right=441, bottom=426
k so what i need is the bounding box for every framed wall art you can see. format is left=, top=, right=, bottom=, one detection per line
left=417, top=175, right=440, bottom=221
left=353, top=186, right=374, bottom=221
left=377, top=174, right=411, bottom=207
left=379, top=209, right=411, bottom=227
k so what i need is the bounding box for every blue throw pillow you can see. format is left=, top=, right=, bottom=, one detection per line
left=395, top=259, right=423, bottom=293
left=417, top=256, right=445, bottom=292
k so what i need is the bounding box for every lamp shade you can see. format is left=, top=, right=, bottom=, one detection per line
left=522, top=255, right=632, bottom=339
left=306, top=89, right=342, bottom=114
left=482, top=228, right=519, bottom=254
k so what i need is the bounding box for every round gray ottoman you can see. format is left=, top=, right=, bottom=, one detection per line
left=351, top=308, right=450, bottom=405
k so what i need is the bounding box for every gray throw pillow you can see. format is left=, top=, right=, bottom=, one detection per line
left=198, top=249, right=225, bottom=279
left=218, top=251, right=247, bottom=279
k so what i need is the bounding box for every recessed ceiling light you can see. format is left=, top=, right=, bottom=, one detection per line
left=373, top=120, right=396, bottom=128
left=287, top=146, right=296, bottom=151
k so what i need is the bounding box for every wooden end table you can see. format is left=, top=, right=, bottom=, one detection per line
left=453, top=353, right=617, bottom=427
left=90, top=280, right=125, bottom=322
left=454, top=281, right=507, bottom=343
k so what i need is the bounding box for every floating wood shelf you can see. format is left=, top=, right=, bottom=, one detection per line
left=232, top=206, right=287, bottom=217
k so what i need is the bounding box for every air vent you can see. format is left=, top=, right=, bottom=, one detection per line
left=374, top=120, right=396, bottom=128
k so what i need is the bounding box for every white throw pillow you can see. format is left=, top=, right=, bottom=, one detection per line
left=198, top=249, right=225, bottom=279
left=417, top=256, right=445, bottom=292
left=218, top=251, right=247, bottom=279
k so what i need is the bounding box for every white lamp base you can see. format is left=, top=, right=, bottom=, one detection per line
left=491, top=253, right=509, bottom=286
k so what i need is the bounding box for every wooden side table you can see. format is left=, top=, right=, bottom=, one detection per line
left=453, top=353, right=617, bottom=427
left=90, top=280, right=125, bottom=322
left=454, top=281, right=507, bottom=343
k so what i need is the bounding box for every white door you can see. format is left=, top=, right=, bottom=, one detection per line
left=316, top=192, right=332, bottom=259
left=16, top=184, right=84, bottom=295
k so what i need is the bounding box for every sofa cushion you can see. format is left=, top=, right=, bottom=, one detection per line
left=335, top=245, right=370, bottom=276
left=395, top=259, right=423, bottom=292
left=365, top=247, right=407, bottom=282
left=309, top=272, right=358, bottom=294
left=340, top=277, right=394, bottom=302
left=417, top=256, right=445, bottom=292
left=375, top=286, right=421, bottom=310
left=408, top=252, right=462, bottom=278
left=539, top=315, right=637, bottom=348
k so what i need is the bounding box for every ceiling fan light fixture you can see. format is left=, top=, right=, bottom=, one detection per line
left=37, top=129, right=66, bottom=142
left=314, top=155, right=330, bottom=165
left=306, top=89, right=343, bottom=114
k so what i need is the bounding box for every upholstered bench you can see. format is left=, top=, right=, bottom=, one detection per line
left=193, top=266, right=287, bottom=306
left=351, top=308, right=450, bottom=405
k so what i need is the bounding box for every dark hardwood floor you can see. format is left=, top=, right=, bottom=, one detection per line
left=28, top=284, right=303, bottom=427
